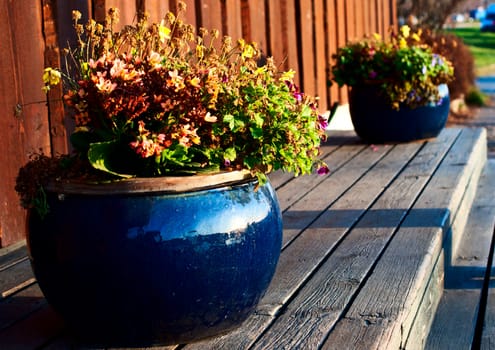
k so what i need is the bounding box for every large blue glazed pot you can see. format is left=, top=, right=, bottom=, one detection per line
left=348, top=84, right=450, bottom=143
left=27, top=172, right=283, bottom=346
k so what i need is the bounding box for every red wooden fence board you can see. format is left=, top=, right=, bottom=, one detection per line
left=0, top=0, right=50, bottom=247
left=314, top=0, right=328, bottom=110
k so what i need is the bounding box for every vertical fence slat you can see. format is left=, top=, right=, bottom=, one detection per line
left=283, top=0, right=300, bottom=86
left=355, top=0, right=364, bottom=39
left=113, top=0, right=137, bottom=24
left=390, top=0, right=397, bottom=29
left=298, top=0, right=315, bottom=97
left=266, top=0, right=301, bottom=87
left=334, top=0, right=348, bottom=103
left=267, top=1, right=285, bottom=64
left=144, top=0, right=170, bottom=22
left=197, top=0, right=223, bottom=33
left=314, top=0, right=328, bottom=111
left=345, top=0, right=356, bottom=41
left=362, top=0, right=371, bottom=34
left=224, top=0, right=243, bottom=40
left=43, top=0, right=68, bottom=156
left=242, top=0, right=267, bottom=56
left=326, top=0, right=339, bottom=105
left=382, top=0, right=390, bottom=33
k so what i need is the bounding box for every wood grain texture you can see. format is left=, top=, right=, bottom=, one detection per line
left=482, top=288, right=495, bottom=349
left=427, top=289, right=480, bottom=348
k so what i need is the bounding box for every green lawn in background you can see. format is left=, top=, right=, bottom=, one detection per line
left=446, top=26, right=495, bottom=71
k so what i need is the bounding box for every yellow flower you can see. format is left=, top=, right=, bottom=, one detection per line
left=280, top=69, right=296, bottom=81
left=241, top=43, right=255, bottom=59
left=42, top=68, right=61, bottom=89
left=158, top=20, right=171, bottom=43
left=373, top=33, right=381, bottom=41
left=196, top=44, right=204, bottom=59
left=399, top=38, right=407, bottom=49
left=400, top=25, right=411, bottom=38
left=189, top=76, right=201, bottom=88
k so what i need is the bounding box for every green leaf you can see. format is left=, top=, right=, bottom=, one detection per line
left=250, top=127, right=263, bottom=139
left=70, top=130, right=99, bottom=152
left=87, top=141, right=134, bottom=178
left=224, top=147, right=237, bottom=161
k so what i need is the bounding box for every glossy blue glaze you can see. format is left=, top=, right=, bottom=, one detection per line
left=349, top=84, right=450, bottom=144
left=27, top=178, right=282, bottom=346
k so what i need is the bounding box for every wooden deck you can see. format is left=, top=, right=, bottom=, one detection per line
left=1, top=127, right=494, bottom=349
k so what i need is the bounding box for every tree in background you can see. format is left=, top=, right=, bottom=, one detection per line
left=397, top=0, right=471, bottom=29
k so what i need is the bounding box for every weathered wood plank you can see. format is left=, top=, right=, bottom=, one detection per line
left=450, top=160, right=495, bottom=288
left=0, top=241, right=27, bottom=270
left=482, top=288, right=495, bottom=350
left=426, top=161, right=495, bottom=349
left=426, top=289, right=480, bottom=349
left=403, top=252, right=444, bottom=349
left=279, top=143, right=392, bottom=247
left=250, top=130, right=460, bottom=349
left=323, top=128, right=486, bottom=349
left=0, top=258, right=34, bottom=300
left=275, top=144, right=364, bottom=213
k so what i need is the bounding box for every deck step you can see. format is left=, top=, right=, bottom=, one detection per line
left=425, top=159, right=495, bottom=349
left=320, top=128, right=488, bottom=350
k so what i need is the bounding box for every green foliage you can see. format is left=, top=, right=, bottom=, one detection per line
left=446, top=27, right=495, bottom=71
left=30, top=1, right=329, bottom=192
left=331, top=26, right=454, bottom=110
left=464, top=87, right=488, bottom=107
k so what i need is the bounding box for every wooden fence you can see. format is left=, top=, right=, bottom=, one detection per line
left=0, top=0, right=397, bottom=247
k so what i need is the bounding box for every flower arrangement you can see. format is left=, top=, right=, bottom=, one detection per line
left=16, top=2, right=329, bottom=211
left=330, top=25, right=454, bottom=110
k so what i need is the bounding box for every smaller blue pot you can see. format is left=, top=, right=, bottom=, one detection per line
left=349, top=84, right=450, bottom=144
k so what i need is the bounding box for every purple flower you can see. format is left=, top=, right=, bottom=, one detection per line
left=224, top=158, right=231, bottom=167
left=318, top=114, right=329, bottom=130
left=431, top=54, right=443, bottom=67
left=317, top=165, right=330, bottom=175
left=293, top=91, right=303, bottom=102
left=369, top=70, right=378, bottom=79
left=284, top=80, right=295, bottom=90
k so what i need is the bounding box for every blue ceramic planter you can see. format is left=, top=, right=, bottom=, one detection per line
left=349, top=84, right=450, bottom=143
left=27, top=173, right=282, bottom=346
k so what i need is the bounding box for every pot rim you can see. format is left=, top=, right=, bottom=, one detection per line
left=45, top=170, right=255, bottom=195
